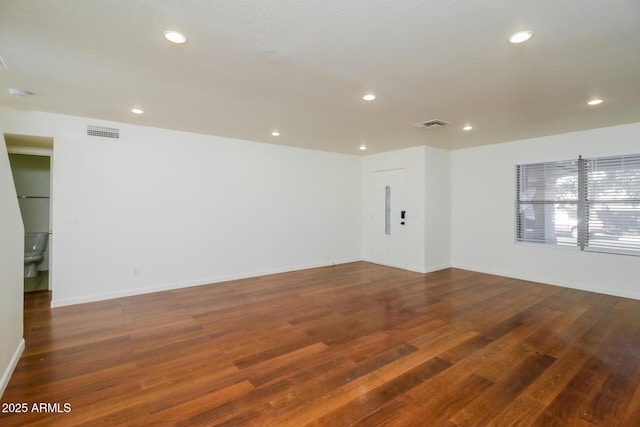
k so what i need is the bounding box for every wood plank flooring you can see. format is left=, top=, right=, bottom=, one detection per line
left=2, top=262, right=640, bottom=426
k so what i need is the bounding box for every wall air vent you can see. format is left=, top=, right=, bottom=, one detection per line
left=87, top=125, right=120, bottom=139
left=414, top=119, right=449, bottom=129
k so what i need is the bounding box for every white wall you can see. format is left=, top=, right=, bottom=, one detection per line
left=362, top=145, right=451, bottom=273
left=424, top=146, right=451, bottom=271
left=0, top=133, right=25, bottom=397
left=6, top=103, right=638, bottom=311
left=0, top=107, right=362, bottom=306
left=451, top=122, right=640, bottom=299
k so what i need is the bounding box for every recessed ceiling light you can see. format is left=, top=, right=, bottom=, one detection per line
left=359, top=144, right=367, bottom=151
left=8, top=88, right=29, bottom=97
left=272, top=131, right=280, bottom=136
left=508, top=30, right=533, bottom=44
left=463, top=125, right=473, bottom=131
left=164, top=31, right=187, bottom=44
left=587, top=99, right=603, bottom=106
left=362, top=94, right=376, bottom=101
left=131, top=108, right=144, bottom=114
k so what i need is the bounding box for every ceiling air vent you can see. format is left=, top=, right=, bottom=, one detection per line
left=414, top=119, right=449, bottom=129
left=87, top=125, right=120, bottom=139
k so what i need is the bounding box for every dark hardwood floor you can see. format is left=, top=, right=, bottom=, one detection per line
left=2, top=262, right=640, bottom=426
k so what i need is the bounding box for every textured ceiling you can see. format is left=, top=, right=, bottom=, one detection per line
left=1, top=0, right=639, bottom=154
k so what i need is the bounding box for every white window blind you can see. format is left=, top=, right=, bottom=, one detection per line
left=516, top=160, right=579, bottom=246
left=585, top=154, right=640, bottom=254
left=516, top=153, right=640, bottom=256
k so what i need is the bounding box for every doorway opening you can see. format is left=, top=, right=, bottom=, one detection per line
left=5, top=134, right=54, bottom=293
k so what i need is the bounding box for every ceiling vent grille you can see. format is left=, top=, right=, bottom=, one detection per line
left=87, top=125, right=120, bottom=139
left=414, top=119, right=449, bottom=129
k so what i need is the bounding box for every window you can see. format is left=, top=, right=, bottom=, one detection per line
left=585, top=155, right=640, bottom=253
left=516, top=159, right=579, bottom=247
left=516, top=154, right=640, bottom=255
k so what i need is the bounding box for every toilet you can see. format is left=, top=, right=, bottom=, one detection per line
left=24, top=232, right=48, bottom=279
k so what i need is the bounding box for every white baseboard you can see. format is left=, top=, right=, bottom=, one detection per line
left=376, top=263, right=451, bottom=274
left=451, top=262, right=640, bottom=300
left=51, top=258, right=363, bottom=307
left=406, top=265, right=428, bottom=273
left=423, top=263, right=452, bottom=274
left=0, top=338, right=25, bottom=399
